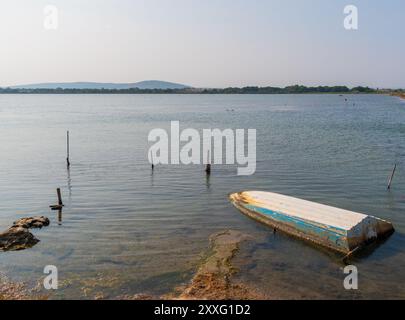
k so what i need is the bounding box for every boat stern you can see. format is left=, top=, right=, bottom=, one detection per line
left=347, top=216, right=395, bottom=250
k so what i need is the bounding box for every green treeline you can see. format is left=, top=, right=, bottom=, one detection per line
left=199, top=85, right=376, bottom=94
left=0, top=85, right=383, bottom=94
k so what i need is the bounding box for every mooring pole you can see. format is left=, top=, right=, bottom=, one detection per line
left=151, top=150, right=154, bottom=170
left=205, top=150, right=211, bottom=175
left=57, top=188, right=63, bottom=206
left=58, top=209, right=63, bottom=225
left=66, top=131, right=71, bottom=168
left=50, top=188, right=64, bottom=210
left=387, top=164, right=397, bottom=190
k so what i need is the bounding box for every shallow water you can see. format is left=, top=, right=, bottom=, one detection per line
left=0, top=94, right=404, bottom=299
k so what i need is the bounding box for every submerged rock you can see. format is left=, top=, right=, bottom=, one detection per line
left=172, top=230, right=266, bottom=300
left=0, top=216, right=50, bottom=252
left=121, top=230, right=267, bottom=300
left=12, top=216, right=50, bottom=229
left=0, top=227, right=39, bottom=251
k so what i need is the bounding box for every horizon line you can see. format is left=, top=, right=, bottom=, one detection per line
left=1, top=81, right=404, bottom=90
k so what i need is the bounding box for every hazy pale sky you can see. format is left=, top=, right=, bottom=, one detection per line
left=0, top=0, right=404, bottom=88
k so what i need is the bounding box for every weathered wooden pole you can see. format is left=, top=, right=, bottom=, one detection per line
left=50, top=188, right=64, bottom=210
left=66, top=131, right=71, bottom=168
left=58, top=209, right=63, bottom=225
left=387, top=164, right=397, bottom=190
left=205, top=150, right=211, bottom=175
left=57, top=188, right=63, bottom=206
left=151, top=150, right=154, bottom=171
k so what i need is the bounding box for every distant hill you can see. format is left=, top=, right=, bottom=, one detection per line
left=11, top=80, right=190, bottom=90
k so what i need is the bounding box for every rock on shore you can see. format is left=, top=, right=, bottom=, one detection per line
left=0, top=216, right=50, bottom=252
left=12, top=216, right=50, bottom=229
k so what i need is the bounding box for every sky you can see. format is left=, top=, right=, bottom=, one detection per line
left=0, top=0, right=404, bottom=88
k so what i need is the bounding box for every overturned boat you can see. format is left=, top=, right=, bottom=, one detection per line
left=229, top=191, right=394, bottom=255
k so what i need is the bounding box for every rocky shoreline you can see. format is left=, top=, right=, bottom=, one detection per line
left=0, top=216, right=50, bottom=252
left=0, top=275, right=40, bottom=300
left=392, top=92, right=405, bottom=100
left=0, top=216, right=50, bottom=300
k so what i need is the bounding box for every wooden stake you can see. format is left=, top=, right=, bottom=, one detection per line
left=388, top=164, right=397, bottom=190
left=151, top=150, right=154, bottom=170
left=58, top=209, right=62, bottom=225
left=50, top=188, right=64, bottom=210
left=205, top=150, right=211, bottom=175
left=66, top=131, right=71, bottom=168
left=57, top=188, right=63, bottom=206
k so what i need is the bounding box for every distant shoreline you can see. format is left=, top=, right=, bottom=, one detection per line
left=392, top=92, right=405, bottom=100
left=0, top=85, right=394, bottom=95
left=0, top=92, right=380, bottom=95
left=0, top=85, right=403, bottom=96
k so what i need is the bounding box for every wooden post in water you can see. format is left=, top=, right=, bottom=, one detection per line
left=205, top=150, right=211, bottom=175
left=66, top=131, right=71, bottom=168
left=57, top=188, right=63, bottom=206
left=151, top=150, right=154, bottom=171
left=51, top=188, right=64, bottom=210
left=387, top=164, right=397, bottom=190
left=58, top=209, right=63, bottom=225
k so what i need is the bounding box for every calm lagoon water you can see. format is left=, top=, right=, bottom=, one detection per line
left=0, top=94, right=404, bottom=299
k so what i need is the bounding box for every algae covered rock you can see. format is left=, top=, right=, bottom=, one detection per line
left=12, top=216, right=50, bottom=229
left=0, top=216, right=50, bottom=252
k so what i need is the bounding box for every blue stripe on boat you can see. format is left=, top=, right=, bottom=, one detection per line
left=244, top=203, right=349, bottom=251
